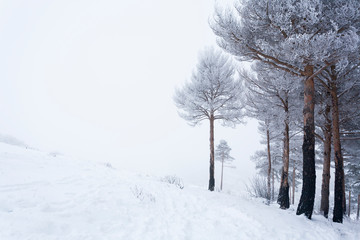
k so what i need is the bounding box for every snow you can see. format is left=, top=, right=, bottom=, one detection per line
left=0, top=142, right=359, bottom=240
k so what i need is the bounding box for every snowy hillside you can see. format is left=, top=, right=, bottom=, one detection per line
left=0, top=142, right=359, bottom=240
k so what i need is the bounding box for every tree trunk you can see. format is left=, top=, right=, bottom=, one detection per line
left=330, top=79, right=344, bottom=223
left=343, top=174, right=346, bottom=215
left=272, top=160, right=275, bottom=201
left=357, top=194, right=360, bottom=220
left=289, top=185, right=292, bottom=204
left=220, top=157, right=224, bottom=191
left=292, top=161, right=296, bottom=205
left=267, top=125, right=272, bottom=202
left=320, top=103, right=332, bottom=218
left=208, top=115, right=215, bottom=191
left=278, top=102, right=290, bottom=209
left=348, top=191, right=351, bottom=217
left=297, top=65, right=316, bottom=219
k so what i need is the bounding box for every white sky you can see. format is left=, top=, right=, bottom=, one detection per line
left=0, top=0, right=261, bottom=187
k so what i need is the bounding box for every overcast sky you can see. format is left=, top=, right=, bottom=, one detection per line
left=0, top=0, right=261, bottom=187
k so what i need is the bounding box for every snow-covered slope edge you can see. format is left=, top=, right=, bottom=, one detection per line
left=0, top=142, right=358, bottom=240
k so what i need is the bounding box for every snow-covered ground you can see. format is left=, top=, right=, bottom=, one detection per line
left=0, top=142, right=359, bottom=240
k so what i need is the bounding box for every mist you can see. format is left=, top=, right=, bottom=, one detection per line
left=0, top=0, right=261, bottom=186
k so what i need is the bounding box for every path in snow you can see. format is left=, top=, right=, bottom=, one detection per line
left=0, top=142, right=359, bottom=240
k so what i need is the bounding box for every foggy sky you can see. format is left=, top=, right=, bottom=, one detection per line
left=0, top=0, right=261, bottom=187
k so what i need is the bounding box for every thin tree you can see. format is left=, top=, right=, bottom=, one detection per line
left=215, top=140, right=235, bottom=191
left=174, top=47, right=244, bottom=191
left=316, top=59, right=360, bottom=221
left=243, top=64, right=302, bottom=209
left=340, top=68, right=360, bottom=219
left=314, top=86, right=333, bottom=218
left=244, top=71, right=275, bottom=202
left=265, top=119, right=272, bottom=202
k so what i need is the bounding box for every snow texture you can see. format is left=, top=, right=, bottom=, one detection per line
left=0, top=142, right=359, bottom=240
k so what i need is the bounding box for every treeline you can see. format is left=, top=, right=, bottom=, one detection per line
left=211, top=0, right=360, bottom=223
left=175, top=0, right=360, bottom=224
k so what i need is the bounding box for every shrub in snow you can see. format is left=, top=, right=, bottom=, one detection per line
left=161, top=175, right=184, bottom=189
left=246, top=175, right=271, bottom=201
left=130, top=185, right=156, bottom=203
left=49, top=151, right=62, bottom=157
left=104, top=162, right=114, bottom=169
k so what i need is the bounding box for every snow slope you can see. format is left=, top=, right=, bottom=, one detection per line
left=0, top=142, right=359, bottom=240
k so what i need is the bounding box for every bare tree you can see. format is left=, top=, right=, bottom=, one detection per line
left=174, top=47, right=244, bottom=191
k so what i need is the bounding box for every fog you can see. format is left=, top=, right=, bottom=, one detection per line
left=0, top=0, right=261, bottom=187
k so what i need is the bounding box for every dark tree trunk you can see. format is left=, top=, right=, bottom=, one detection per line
left=348, top=191, right=351, bottom=217
left=208, top=115, right=215, bottom=191
left=278, top=169, right=290, bottom=209
left=330, top=78, right=344, bottom=223
left=292, top=160, right=296, bottom=205
left=297, top=65, right=316, bottom=219
left=320, top=103, right=332, bottom=218
left=272, top=160, right=275, bottom=201
left=343, top=174, right=346, bottom=215
left=278, top=102, right=290, bottom=209
left=357, top=194, right=360, bottom=220
left=266, top=125, right=272, bottom=202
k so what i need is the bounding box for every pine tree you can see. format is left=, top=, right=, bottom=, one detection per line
left=316, top=91, right=333, bottom=218
left=243, top=63, right=302, bottom=209
left=316, top=57, right=360, bottom=221
left=215, top=140, right=235, bottom=191
left=174, top=47, right=245, bottom=191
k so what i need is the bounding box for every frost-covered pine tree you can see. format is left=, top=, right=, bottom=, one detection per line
left=243, top=68, right=276, bottom=202
left=251, top=121, right=282, bottom=202
left=243, top=63, right=302, bottom=208
left=174, top=47, right=245, bottom=191
left=215, top=140, right=234, bottom=191
left=315, top=48, right=360, bottom=221
left=343, top=138, right=360, bottom=215
left=337, top=62, right=360, bottom=217
left=211, top=0, right=360, bottom=221
left=313, top=83, right=333, bottom=218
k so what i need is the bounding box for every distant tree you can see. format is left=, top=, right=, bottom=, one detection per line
left=250, top=124, right=282, bottom=202
left=174, top=47, right=245, bottom=191
left=215, top=140, right=235, bottom=191
left=243, top=66, right=277, bottom=203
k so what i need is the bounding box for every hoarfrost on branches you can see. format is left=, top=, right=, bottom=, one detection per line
left=174, top=46, right=245, bottom=191
left=174, top=47, right=245, bottom=127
